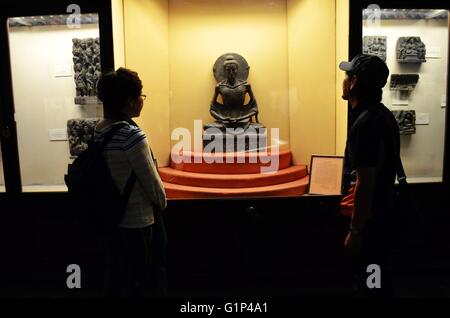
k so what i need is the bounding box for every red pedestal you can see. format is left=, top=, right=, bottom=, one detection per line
left=160, top=150, right=309, bottom=199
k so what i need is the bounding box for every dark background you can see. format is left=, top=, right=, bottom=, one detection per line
left=0, top=184, right=448, bottom=298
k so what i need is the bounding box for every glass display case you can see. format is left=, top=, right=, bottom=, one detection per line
left=6, top=13, right=103, bottom=192
left=361, top=6, right=449, bottom=183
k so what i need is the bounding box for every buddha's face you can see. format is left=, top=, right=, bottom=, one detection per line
left=224, top=63, right=238, bottom=82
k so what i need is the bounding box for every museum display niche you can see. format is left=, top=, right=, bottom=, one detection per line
left=8, top=14, right=103, bottom=191
left=0, top=0, right=116, bottom=193
left=119, top=0, right=344, bottom=200
left=352, top=2, right=450, bottom=184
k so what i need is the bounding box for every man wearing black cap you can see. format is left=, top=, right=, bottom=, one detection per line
left=339, top=54, right=400, bottom=297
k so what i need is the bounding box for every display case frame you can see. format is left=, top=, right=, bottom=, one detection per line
left=0, top=0, right=115, bottom=194
left=349, top=0, right=450, bottom=188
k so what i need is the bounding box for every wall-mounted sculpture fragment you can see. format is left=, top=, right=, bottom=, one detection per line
left=67, top=118, right=100, bottom=156
left=390, top=74, right=419, bottom=91
left=396, top=37, right=426, bottom=63
left=72, top=37, right=101, bottom=105
left=392, top=110, right=416, bottom=135
left=363, top=36, right=387, bottom=61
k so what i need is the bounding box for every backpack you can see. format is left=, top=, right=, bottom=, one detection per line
left=64, top=123, right=136, bottom=235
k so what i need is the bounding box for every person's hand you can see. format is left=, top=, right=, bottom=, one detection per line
left=344, top=231, right=362, bottom=257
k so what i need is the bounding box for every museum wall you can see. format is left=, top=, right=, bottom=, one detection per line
left=287, top=0, right=337, bottom=165
left=123, top=0, right=171, bottom=167
left=8, top=24, right=100, bottom=187
left=364, top=19, right=448, bottom=180
left=335, top=0, right=349, bottom=156
left=112, top=0, right=126, bottom=68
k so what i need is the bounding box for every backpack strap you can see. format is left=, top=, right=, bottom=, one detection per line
left=99, top=122, right=128, bottom=148
left=98, top=122, right=137, bottom=207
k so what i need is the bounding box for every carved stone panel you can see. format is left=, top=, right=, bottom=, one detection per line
left=67, top=118, right=100, bottom=156
left=363, top=36, right=387, bottom=61
left=396, top=37, right=426, bottom=63
left=392, top=110, right=416, bottom=135
left=390, top=74, right=419, bottom=91
left=72, top=37, right=102, bottom=105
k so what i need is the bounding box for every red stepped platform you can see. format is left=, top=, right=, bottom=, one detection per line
left=161, top=150, right=309, bottom=199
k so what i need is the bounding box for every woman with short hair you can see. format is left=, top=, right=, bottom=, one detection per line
left=95, top=67, right=167, bottom=297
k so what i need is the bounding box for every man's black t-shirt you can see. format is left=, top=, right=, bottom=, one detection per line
left=344, top=102, right=400, bottom=218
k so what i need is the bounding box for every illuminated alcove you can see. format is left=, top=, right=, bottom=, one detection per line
left=120, top=0, right=348, bottom=198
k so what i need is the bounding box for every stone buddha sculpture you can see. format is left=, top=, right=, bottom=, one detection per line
left=204, top=53, right=265, bottom=151
left=206, top=54, right=258, bottom=130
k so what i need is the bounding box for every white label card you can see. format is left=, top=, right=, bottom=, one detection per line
left=392, top=98, right=409, bottom=106
left=426, top=46, right=441, bottom=59
left=52, top=64, right=73, bottom=77
left=49, top=129, right=68, bottom=141
left=416, top=113, right=430, bottom=125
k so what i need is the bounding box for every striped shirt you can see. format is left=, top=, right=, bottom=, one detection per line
left=94, top=119, right=167, bottom=229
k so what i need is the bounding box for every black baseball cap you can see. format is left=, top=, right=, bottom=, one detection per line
left=339, top=54, right=389, bottom=88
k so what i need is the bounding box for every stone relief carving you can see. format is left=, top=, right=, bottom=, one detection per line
left=67, top=118, right=100, bottom=156
left=72, top=37, right=102, bottom=105
left=396, top=37, right=426, bottom=63
left=363, top=36, right=387, bottom=61
left=390, top=74, right=419, bottom=91
left=392, top=110, right=416, bottom=135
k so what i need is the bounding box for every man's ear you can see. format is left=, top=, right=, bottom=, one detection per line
left=349, top=75, right=358, bottom=90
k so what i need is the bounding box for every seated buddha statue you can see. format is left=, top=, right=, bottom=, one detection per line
left=204, top=53, right=265, bottom=151
left=206, top=55, right=260, bottom=130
